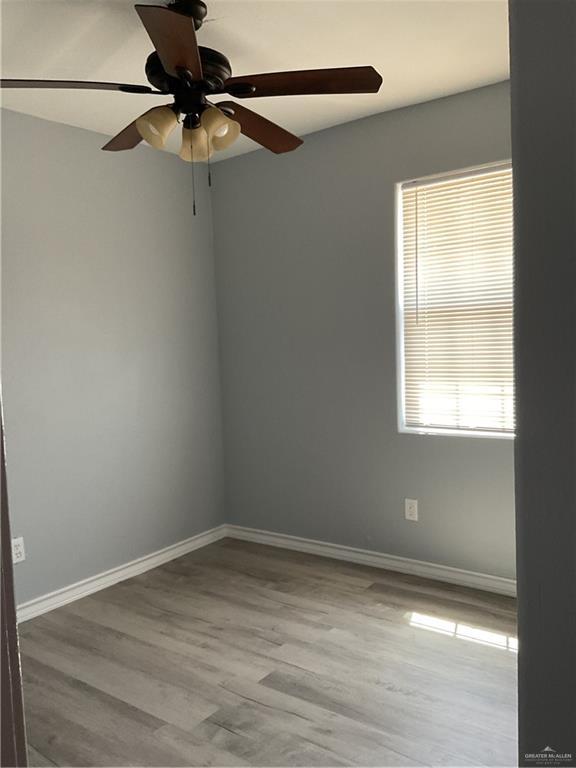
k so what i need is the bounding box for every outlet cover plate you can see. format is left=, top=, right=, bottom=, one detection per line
left=405, top=499, right=419, bottom=522
left=11, top=536, right=26, bottom=563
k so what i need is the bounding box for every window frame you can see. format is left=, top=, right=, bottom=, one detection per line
left=395, top=161, right=515, bottom=440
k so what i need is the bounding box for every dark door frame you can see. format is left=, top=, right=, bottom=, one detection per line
left=1, top=398, right=27, bottom=767
left=509, top=0, right=576, bottom=765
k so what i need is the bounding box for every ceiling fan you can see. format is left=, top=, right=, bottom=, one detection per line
left=0, top=0, right=383, bottom=161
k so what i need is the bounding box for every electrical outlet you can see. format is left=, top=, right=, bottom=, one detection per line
left=405, top=499, right=419, bottom=522
left=11, top=537, right=26, bottom=563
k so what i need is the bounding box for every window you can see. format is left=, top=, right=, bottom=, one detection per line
left=396, top=163, right=514, bottom=437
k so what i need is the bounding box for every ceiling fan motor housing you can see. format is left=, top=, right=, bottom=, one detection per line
left=145, top=46, right=232, bottom=102
left=198, top=47, right=232, bottom=89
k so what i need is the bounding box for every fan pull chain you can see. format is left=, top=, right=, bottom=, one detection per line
left=191, top=140, right=197, bottom=216
left=207, top=132, right=212, bottom=187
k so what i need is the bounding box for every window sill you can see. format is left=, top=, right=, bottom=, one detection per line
left=399, top=426, right=515, bottom=440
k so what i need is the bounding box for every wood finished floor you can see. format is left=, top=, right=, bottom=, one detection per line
left=20, top=539, right=517, bottom=767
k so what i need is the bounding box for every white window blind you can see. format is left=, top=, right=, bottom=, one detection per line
left=397, top=164, right=514, bottom=436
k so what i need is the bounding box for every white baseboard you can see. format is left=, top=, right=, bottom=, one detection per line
left=17, top=522, right=515, bottom=622
left=16, top=525, right=227, bottom=623
left=224, top=525, right=517, bottom=597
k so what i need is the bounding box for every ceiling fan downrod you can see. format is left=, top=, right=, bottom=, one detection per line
left=166, top=0, right=207, bottom=29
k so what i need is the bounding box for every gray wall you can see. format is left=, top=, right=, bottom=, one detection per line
left=213, top=82, right=516, bottom=579
left=2, top=82, right=516, bottom=604
left=1, top=109, right=224, bottom=604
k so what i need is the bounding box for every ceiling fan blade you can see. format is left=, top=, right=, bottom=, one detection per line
left=224, top=66, right=382, bottom=98
left=0, top=79, right=162, bottom=94
left=102, top=121, right=143, bottom=151
left=135, top=5, right=202, bottom=81
left=217, top=102, right=302, bottom=154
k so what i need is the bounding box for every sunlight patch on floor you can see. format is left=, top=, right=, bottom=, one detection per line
left=409, top=611, right=518, bottom=652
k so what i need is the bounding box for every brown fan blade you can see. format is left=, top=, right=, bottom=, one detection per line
left=217, top=102, right=302, bottom=154
left=0, top=79, right=162, bottom=94
left=135, top=5, right=202, bottom=81
left=102, top=121, right=143, bottom=152
left=224, top=66, right=382, bottom=98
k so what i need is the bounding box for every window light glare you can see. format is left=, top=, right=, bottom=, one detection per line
left=456, top=624, right=508, bottom=649
left=409, top=611, right=518, bottom=653
left=409, top=612, right=456, bottom=635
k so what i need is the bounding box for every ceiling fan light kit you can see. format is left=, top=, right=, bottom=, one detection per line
left=135, top=104, right=179, bottom=149
left=1, top=0, right=382, bottom=163
left=201, top=106, right=240, bottom=150
left=212, top=119, right=240, bottom=151
left=177, top=105, right=240, bottom=162
left=202, top=105, right=228, bottom=138
left=179, top=124, right=211, bottom=162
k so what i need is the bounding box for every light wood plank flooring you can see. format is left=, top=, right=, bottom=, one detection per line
left=20, top=539, right=517, bottom=767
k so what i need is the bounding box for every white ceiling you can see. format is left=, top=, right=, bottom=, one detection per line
left=1, top=0, right=510, bottom=161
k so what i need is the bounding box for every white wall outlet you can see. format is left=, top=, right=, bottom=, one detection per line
left=405, top=499, right=419, bottom=522
left=11, top=536, right=26, bottom=563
